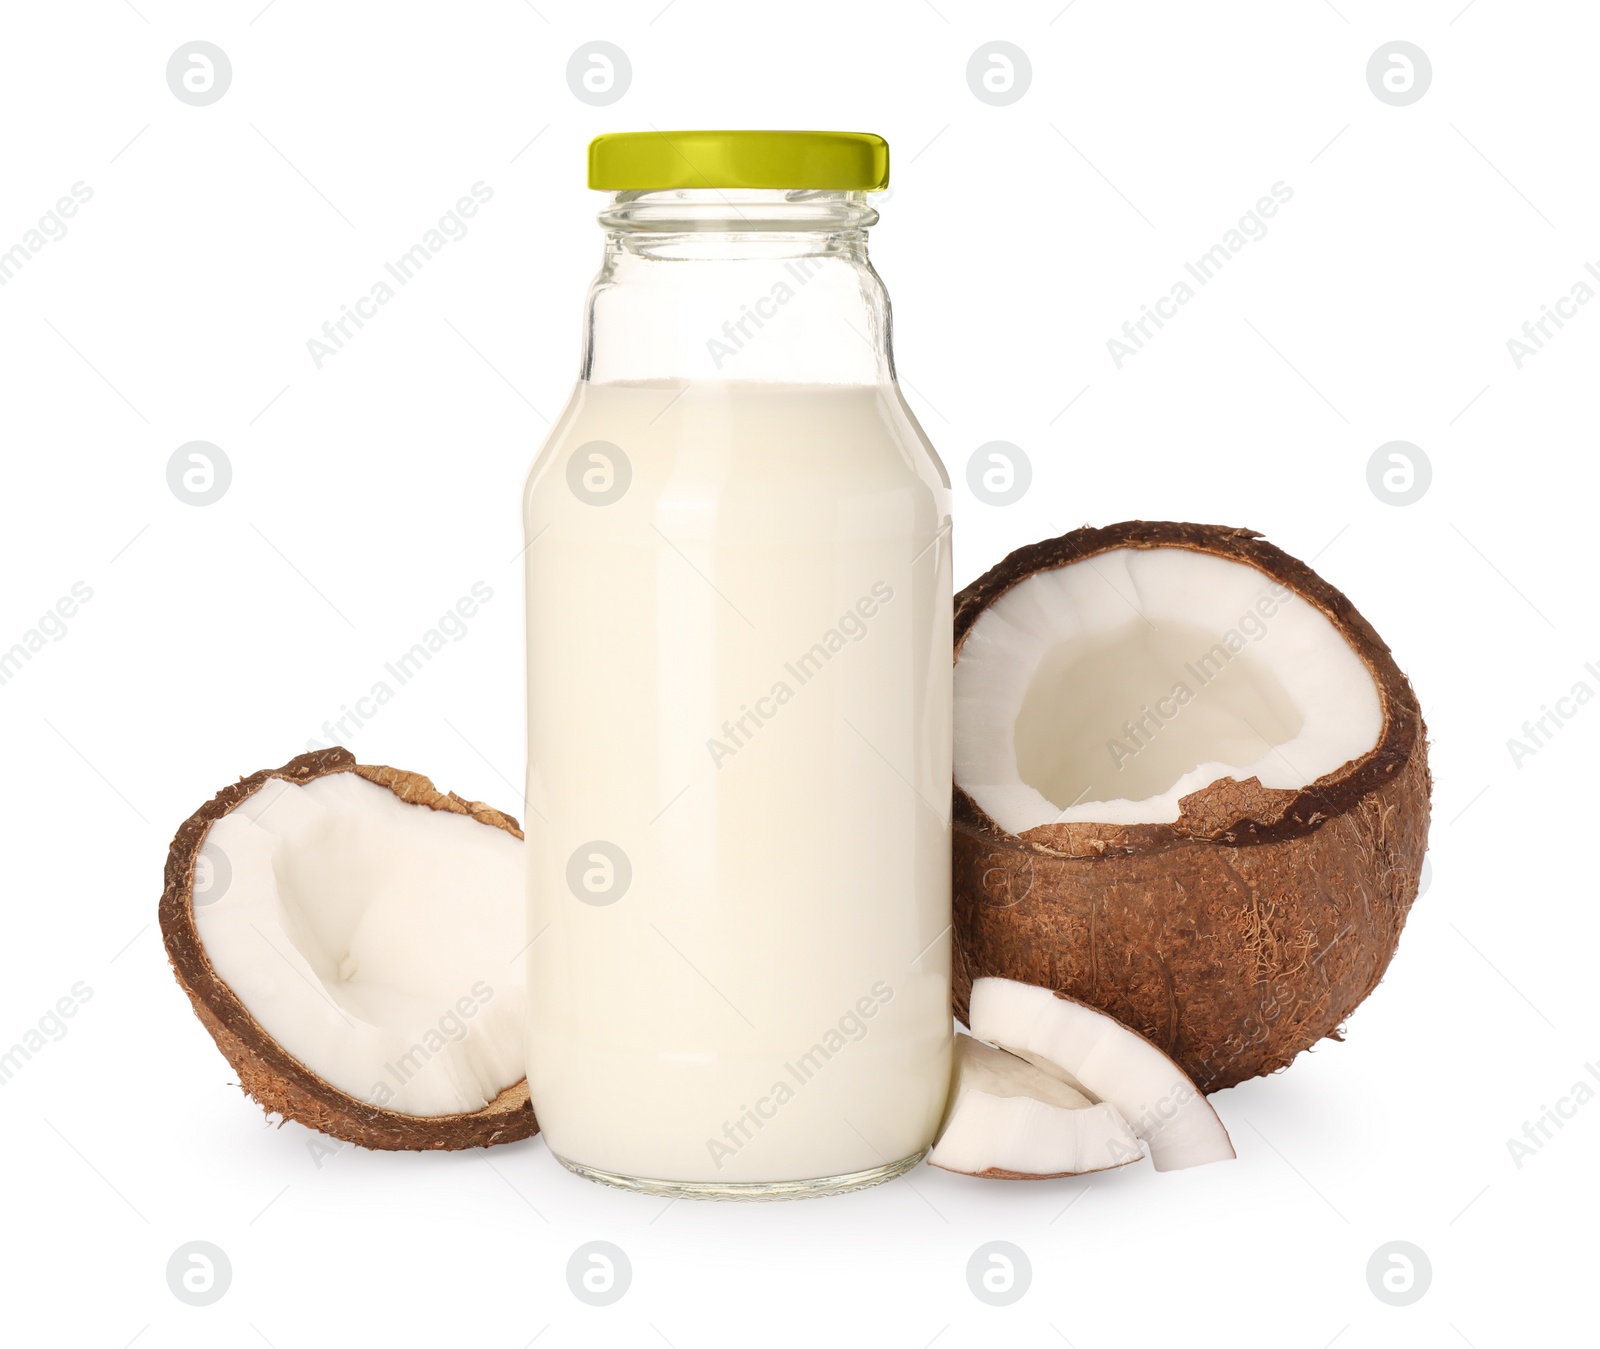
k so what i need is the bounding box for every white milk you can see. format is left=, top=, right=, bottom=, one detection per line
left=523, top=379, right=952, bottom=1186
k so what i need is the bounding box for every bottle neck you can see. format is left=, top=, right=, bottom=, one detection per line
left=581, top=189, right=896, bottom=386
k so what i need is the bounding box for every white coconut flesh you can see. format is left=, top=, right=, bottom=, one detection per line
left=954, top=547, right=1384, bottom=830
left=193, top=772, right=525, bottom=1116
left=969, top=978, right=1235, bottom=1172
left=928, top=1034, right=1140, bottom=1177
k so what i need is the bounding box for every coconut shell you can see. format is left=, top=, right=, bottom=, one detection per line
left=951, top=1164, right=1136, bottom=1181
left=952, top=521, right=1431, bottom=1092
left=159, top=748, right=537, bottom=1150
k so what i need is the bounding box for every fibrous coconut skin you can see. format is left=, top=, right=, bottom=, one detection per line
left=159, top=749, right=537, bottom=1151
left=968, top=978, right=1234, bottom=1172
left=928, top=1033, right=1141, bottom=1179
left=952, top=521, right=1431, bottom=1093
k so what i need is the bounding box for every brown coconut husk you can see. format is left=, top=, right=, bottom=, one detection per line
left=951, top=521, right=1431, bottom=1092
left=159, top=748, right=537, bottom=1150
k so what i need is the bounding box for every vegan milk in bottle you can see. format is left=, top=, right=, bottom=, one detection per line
left=523, top=132, right=952, bottom=1198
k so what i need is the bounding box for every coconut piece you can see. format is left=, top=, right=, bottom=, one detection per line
left=928, top=1033, right=1141, bottom=1179
left=969, top=977, right=1234, bottom=1172
left=952, top=521, right=1431, bottom=1091
left=159, top=748, right=536, bottom=1150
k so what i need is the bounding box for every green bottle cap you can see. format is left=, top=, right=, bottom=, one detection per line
left=587, top=130, right=889, bottom=192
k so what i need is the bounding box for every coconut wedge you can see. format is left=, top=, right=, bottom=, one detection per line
left=969, top=977, right=1234, bottom=1172
left=159, top=749, right=536, bottom=1150
left=953, top=521, right=1431, bottom=1091
left=928, top=1033, right=1141, bottom=1179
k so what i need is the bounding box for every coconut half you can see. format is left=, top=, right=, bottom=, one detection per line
left=928, top=1033, right=1141, bottom=1179
left=968, top=977, right=1234, bottom=1172
left=159, top=749, right=536, bottom=1150
left=953, top=522, right=1431, bottom=1091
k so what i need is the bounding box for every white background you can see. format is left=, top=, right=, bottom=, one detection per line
left=1, top=1, right=1594, bottom=1345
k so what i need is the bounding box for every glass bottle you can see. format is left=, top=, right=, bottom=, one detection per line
left=523, top=131, right=952, bottom=1199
